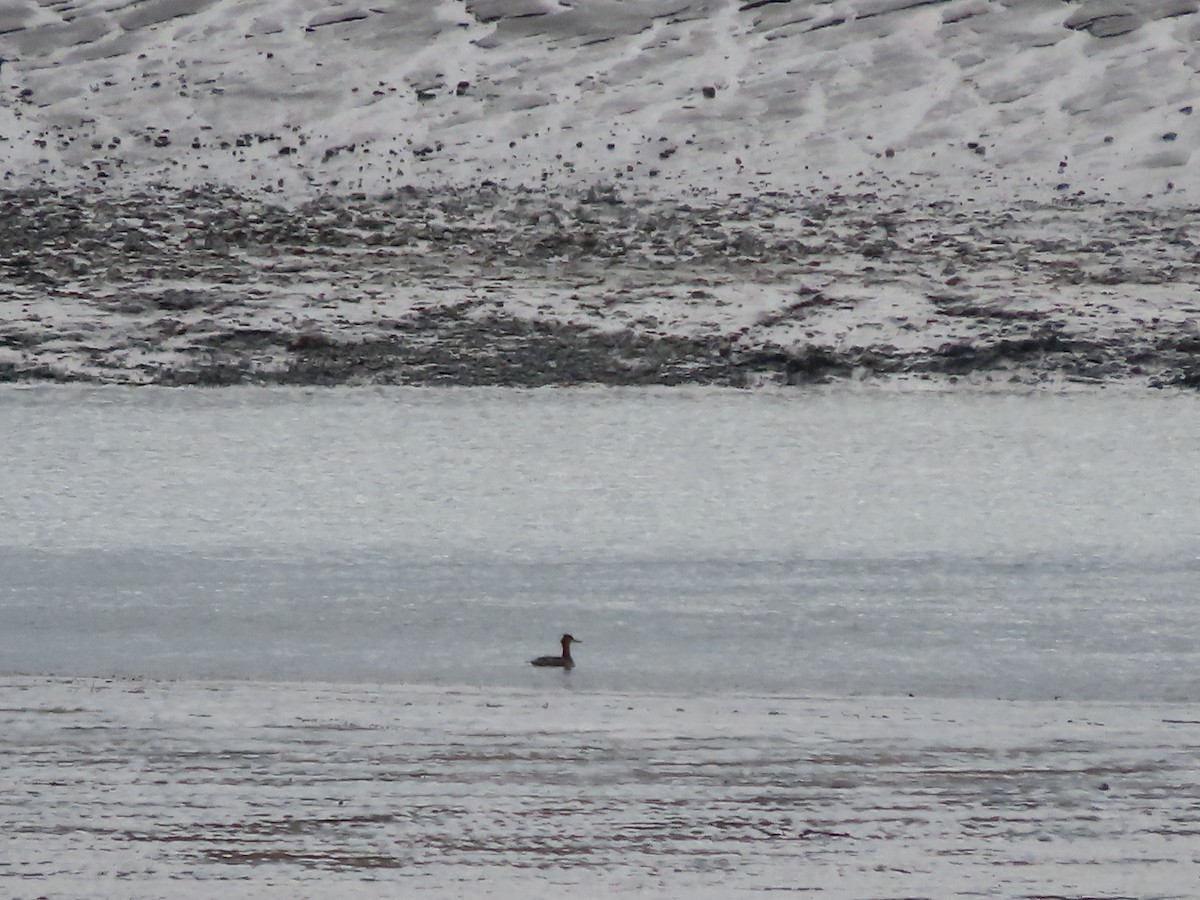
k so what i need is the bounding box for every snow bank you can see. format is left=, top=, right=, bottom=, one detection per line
left=2, top=0, right=1198, bottom=200
left=2, top=1, right=1198, bottom=388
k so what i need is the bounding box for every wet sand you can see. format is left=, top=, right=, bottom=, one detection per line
left=3, top=676, right=1198, bottom=897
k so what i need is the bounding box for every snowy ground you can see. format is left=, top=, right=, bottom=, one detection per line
left=1, top=1, right=1199, bottom=387
left=1, top=184, right=1199, bottom=387
left=3, top=0, right=1197, bottom=201
left=4, top=676, right=1200, bottom=898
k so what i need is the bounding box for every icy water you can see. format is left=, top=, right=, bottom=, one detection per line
left=4, top=386, right=1200, bottom=898
left=6, top=678, right=1200, bottom=899
left=1, top=385, right=1198, bottom=702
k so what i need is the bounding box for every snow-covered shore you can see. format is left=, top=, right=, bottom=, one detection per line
left=3, top=0, right=1197, bottom=201
left=4, top=676, right=1199, bottom=897
left=2, top=0, right=1199, bottom=388
left=1, top=184, right=1198, bottom=388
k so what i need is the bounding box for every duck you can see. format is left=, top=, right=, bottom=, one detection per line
left=530, top=634, right=580, bottom=670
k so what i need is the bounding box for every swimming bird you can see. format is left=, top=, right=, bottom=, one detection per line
left=531, top=634, right=580, bottom=670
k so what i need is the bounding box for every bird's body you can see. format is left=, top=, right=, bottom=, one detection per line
left=531, top=633, right=580, bottom=670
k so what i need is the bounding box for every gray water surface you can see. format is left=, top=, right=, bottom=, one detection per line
left=2, top=386, right=1197, bottom=700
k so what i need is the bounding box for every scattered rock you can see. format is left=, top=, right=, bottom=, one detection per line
left=1063, top=8, right=1142, bottom=38
left=0, top=186, right=1197, bottom=389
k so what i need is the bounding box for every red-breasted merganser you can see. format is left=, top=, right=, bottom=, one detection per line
left=531, top=634, right=580, bottom=670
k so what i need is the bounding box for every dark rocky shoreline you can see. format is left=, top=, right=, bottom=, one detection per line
left=2, top=185, right=1198, bottom=389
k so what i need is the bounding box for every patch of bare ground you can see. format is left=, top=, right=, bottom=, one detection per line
left=2, top=186, right=1198, bottom=388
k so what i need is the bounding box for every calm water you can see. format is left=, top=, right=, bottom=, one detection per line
left=1, top=385, right=1197, bottom=701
